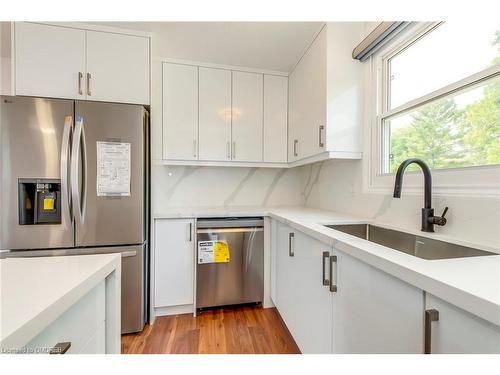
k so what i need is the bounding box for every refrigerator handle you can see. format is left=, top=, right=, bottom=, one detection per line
left=61, top=116, right=73, bottom=225
left=71, top=116, right=87, bottom=226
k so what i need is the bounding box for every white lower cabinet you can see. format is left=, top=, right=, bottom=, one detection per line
left=271, top=219, right=500, bottom=354
left=289, top=230, right=334, bottom=353
left=154, top=219, right=195, bottom=309
left=274, top=222, right=297, bottom=333
left=425, top=293, right=500, bottom=354
left=332, top=249, right=424, bottom=353
left=274, top=222, right=333, bottom=353
left=24, top=281, right=105, bottom=354
left=271, top=218, right=424, bottom=354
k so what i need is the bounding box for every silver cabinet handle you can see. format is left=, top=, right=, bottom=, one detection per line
left=319, top=125, right=325, bottom=148
left=425, top=309, right=439, bottom=354
left=232, top=141, right=236, bottom=159
left=86, top=73, right=92, bottom=96
left=329, top=255, right=337, bottom=292
left=322, top=251, right=330, bottom=286
left=61, top=116, right=73, bottom=225
left=288, top=232, right=294, bottom=257
left=226, top=142, right=231, bottom=159
left=50, top=341, right=71, bottom=354
left=293, top=139, right=299, bottom=157
left=78, top=72, right=83, bottom=95
left=71, top=116, right=87, bottom=225
left=193, top=140, right=197, bottom=158
left=188, top=222, right=192, bottom=242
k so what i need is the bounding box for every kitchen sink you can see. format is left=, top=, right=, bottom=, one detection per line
left=324, top=224, right=497, bottom=260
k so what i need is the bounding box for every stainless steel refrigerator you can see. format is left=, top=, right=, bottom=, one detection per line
left=0, top=96, right=149, bottom=334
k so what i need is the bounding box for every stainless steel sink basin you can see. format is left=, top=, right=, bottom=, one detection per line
left=324, top=224, right=497, bottom=260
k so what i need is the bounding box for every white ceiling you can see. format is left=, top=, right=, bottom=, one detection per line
left=91, top=22, right=324, bottom=72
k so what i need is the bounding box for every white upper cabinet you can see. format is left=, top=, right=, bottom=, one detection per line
left=264, top=75, right=288, bottom=163
left=289, top=26, right=327, bottom=162
left=13, top=22, right=150, bottom=104
left=288, top=22, right=364, bottom=165
left=162, top=63, right=199, bottom=160
left=198, top=67, right=232, bottom=161
left=231, top=71, right=263, bottom=162
left=15, top=22, right=86, bottom=100
left=160, top=61, right=288, bottom=167
left=86, top=31, right=149, bottom=104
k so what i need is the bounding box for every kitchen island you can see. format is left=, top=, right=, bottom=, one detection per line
left=0, top=253, right=121, bottom=354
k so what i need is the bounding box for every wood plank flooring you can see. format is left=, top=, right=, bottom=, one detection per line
left=121, top=305, right=300, bottom=354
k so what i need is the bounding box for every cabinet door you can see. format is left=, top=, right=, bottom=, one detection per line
left=290, top=231, right=333, bottom=353
left=231, top=71, right=263, bottom=162
left=274, top=222, right=297, bottom=331
left=154, top=219, right=195, bottom=307
left=198, top=67, right=232, bottom=161
left=332, top=248, right=424, bottom=353
left=24, top=281, right=105, bottom=354
left=86, top=31, right=149, bottom=104
left=426, top=294, right=500, bottom=354
left=269, top=219, right=278, bottom=304
left=15, top=22, right=85, bottom=99
left=263, top=75, right=288, bottom=163
left=162, top=63, right=198, bottom=160
left=288, top=26, right=326, bottom=161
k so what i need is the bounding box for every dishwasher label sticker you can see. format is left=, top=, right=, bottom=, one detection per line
left=198, top=241, right=230, bottom=264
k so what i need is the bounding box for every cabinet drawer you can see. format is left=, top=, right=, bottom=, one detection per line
left=24, top=281, right=105, bottom=354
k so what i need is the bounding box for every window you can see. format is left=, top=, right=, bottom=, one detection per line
left=378, top=21, right=500, bottom=175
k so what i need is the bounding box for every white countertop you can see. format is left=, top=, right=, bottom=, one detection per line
left=267, top=207, right=500, bottom=327
left=156, top=205, right=500, bottom=326
left=0, top=253, right=121, bottom=350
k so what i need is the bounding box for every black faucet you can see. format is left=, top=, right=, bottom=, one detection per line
left=393, top=158, right=448, bottom=233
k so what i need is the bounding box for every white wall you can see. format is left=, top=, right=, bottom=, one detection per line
left=302, top=21, right=500, bottom=249
left=151, top=22, right=500, bottom=250
left=150, top=32, right=304, bottom=213
left=153, top=165, right=305, bottom=212
left=301, top=159, right=500, bottom=248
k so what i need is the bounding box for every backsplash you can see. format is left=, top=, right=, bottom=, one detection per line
left=152, top=165, right=305, bottom=212
left=301, top=159, right=500, bottom=249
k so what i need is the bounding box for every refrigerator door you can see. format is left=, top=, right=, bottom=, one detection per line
left=74, top=101, right=145, bottom=247
left=1, top=244, right=146, bottom=334
left=0, top=96, right=74, bottom=250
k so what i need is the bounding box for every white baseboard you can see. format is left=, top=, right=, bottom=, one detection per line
left=154, top=304, right=195, bottom=317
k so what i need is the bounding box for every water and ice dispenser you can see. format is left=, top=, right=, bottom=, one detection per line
left=18, top=179, right=62, bottom=225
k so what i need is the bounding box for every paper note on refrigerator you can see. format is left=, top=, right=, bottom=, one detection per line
left=96, top=141, right=131, bottom=196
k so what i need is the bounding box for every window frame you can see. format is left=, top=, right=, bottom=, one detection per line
left=366, top=22, right=500, bottom=198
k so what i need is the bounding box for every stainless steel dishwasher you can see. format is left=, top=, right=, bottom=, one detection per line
left=196, top=217, right=264, bottom=309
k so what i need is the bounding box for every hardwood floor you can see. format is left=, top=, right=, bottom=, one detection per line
left=121, top=305, right=300, bottom=354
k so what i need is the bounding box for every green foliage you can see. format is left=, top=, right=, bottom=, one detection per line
left=459, top=80, right=500, bottom=165
left=389, top=100, right=465, bottom=172
left=389, top=29, right=500, bottom=173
